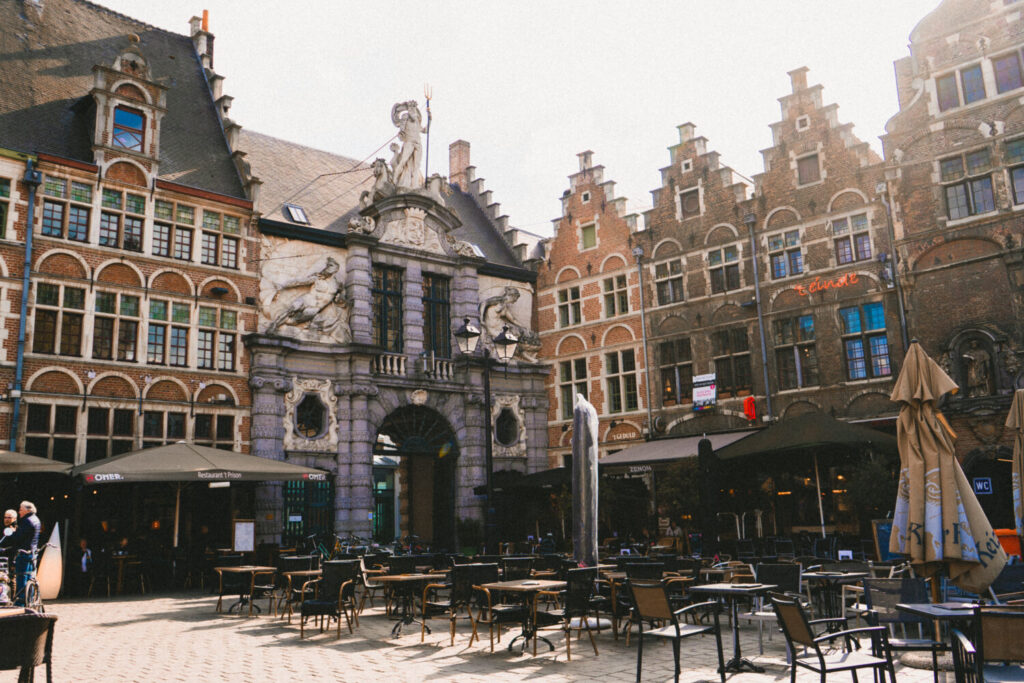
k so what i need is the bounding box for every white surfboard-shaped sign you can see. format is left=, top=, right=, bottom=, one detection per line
left=37, top=522, right=63, bottom=600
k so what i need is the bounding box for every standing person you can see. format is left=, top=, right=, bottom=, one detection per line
left=2, top=501, right=41, bottom=606
left=71, top=538, right=93, bottom=597
left=1, top=509, right=15, bottom=568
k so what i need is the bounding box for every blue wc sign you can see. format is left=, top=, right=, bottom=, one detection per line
left=973, top=477, right=993, bottom=495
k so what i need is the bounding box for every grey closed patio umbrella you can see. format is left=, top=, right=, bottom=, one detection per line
left=0, top=451, right=73, bottom=475
left=72, top=443, right=328, bottom=547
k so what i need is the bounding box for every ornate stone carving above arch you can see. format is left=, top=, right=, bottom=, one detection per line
left=283, top=377, right=338, bottom=452
left=492, top=394, right=526, bottom=458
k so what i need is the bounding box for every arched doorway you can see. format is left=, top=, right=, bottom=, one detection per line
left=374, top=405, right=459, bottom=551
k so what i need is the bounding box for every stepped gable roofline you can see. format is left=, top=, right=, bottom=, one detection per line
left=0, top=0, right=244, bottom=199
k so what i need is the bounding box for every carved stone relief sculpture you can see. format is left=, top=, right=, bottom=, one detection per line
left=283, top=377, right=339, bottom=452
left=479, top=286, right=541, bottom=362
left=492, top=394, right=527, bottom=458
left=262, top=256, right=352, bottom=344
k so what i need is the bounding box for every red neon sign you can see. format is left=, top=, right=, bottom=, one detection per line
left=795, top=272, right=858, bottom=296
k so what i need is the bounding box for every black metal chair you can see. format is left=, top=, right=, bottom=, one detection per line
left=950, top=628, right=980, bottom=683
left=0, top=612, right=57, bottom=683
left=278, top=555, right=317, bottom=622
left=500, top=556, right=534, bottom=580
left=770, top=592, right=896, bottom=683
left=774, top=538, right=796, bottom=562
left=624, top=562, right=664, bottom=580
left=421, top=563, right=484, bottom=645
left=629, top=580, right=725, bottom=683
left=861, top=577, right=945, bottom=683
left=533, top=567, right=602, bottom=659
left=743, top=562, right=804, bottom=653
left=469, top=563, right=525, bottom=652
left=298, top=559, right=360, bottom=639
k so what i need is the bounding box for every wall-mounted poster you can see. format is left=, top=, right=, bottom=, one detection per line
left=692, top=373, right=717, bottom=412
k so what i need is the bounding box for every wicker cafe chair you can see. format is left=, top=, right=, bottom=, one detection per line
left=0, top=612, right=57, bottom=683
left=532, top=567, right=602, bottom=659
left=500, top=556, right=534, bottom=581
left=629, top=581, right=725, bottom=683
left=278, top=555, right=317, bottom=623
left=248, top=568, right=278, bottom=617
left=421, top=563, right=482, bottom=645
left=770, top=592, right=896, bottom=683
left=469, top=564, right=525, bottom=652
left=299, top=560, right=360, bottom=639
left=357, top=555, right=389, bottom=615
left=970, top=604, right=1024, bottom=680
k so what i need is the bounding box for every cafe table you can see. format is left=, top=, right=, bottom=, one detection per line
left=281, top=569, right=321, bottom=623
left=377, top=574, right=436, bottom=636
left=214, top=565, right=276, bottom=615
left=478, top=578, right=566, bottom=654
left=689, top=582, right=777, bottom=674
left=802, top=571, right=868, bottom=626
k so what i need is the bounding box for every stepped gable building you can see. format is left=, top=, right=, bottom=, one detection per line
left=0, top=1, right=257, bottom=475
left=536, top=152, right=645, bottom=468
left=242, top=126, right=549, bottom=548
left=882, top=0, right=1024, bottom=507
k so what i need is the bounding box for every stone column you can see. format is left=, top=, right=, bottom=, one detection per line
left=249, top=370, right=291, bottom=544
left=458, top=390, right=487, bottom=526
left=452, top=260, right=481, bottom=335
left=348, top=386, right=376, bottom=538
left=403, top=260, right=424, bottom=358
left=333, top=384, right=353, bottom=535
left=345, top=236, right=376, bottom=346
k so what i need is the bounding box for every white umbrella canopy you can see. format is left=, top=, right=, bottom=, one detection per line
left=1005, top=389, right=1024, bottom=540
left=889, top=342, right=1007, bottom=594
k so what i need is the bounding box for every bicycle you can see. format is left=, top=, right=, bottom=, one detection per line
left=15, top=545, right=48, bottom=613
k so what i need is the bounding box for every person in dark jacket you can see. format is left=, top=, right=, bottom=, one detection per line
left=0, top=501, right=41, bottom=606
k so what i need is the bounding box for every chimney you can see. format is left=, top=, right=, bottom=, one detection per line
left=449, top=140, right=471, bottom=190
left=578, top=150, right=594, bottom=171
left=788, top=67, right=809, bottom=93
left=189, top=12, right=215, bottom=69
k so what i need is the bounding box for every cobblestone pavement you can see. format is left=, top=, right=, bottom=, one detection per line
left=3, top=591, right=944, bottom=682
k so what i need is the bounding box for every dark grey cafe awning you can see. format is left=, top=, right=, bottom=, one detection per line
left=599, top=430, right=757, bottom=467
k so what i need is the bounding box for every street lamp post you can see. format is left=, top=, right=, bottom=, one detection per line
left=454, top=318, right=517, bottom=554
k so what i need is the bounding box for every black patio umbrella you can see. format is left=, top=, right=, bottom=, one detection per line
left=71, top=443, right=328, bottom=547
left=0, top=450, right=72, bottom=475
left=715, top=411, right=897, bottom=537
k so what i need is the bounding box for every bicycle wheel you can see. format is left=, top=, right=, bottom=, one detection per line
left=24, top=580, right=43, bottom=613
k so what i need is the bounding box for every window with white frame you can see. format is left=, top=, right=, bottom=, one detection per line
left=679, top=188, right=701, bottom=220
left=839, top=302, right=891, bottom=380
left=936, top=64, right=986, bottom=112
left=23, top=404, right=77, bottom=462
left=0, top=177, right=9, bottom=239
left=195, top=411, right=235, bottom=450
left=559, top=358, right=588, bottom=420
left=32, top=282, right=84, bottom=356
left=92, top=291, right=139, bottom=362
left=775, top=315, right=818, bottom=390
left=147, top=299, right=190, bottom=367
left=197, top=305, right=237, bottom=371
left=603, top=275, right=629, bottom=317
left=1006, top=138, right=1024, bottom=205
left=99, top=187, right=144, bottom=252
left=768, top=229, right=803, bottom=278
left=655, top=258, right=684, bottom=305
left=152, top=199, right=195, bottom=260
left=796, top=115, right=810, bottom=131
left=41, top=176, right=91, bottom=243
left=712, top=327, right=752, bottom=398
left=941, top=148, right=994, bottom=220
left=580, top=223, right=596, bottom=250
left=112, top=106, right=145, bottom=152
left=200, top=210, right=241, bottom=269
left=659, top=337, right=692, bottom=406
left=832, top=213, right=872, bottom=264
left=709, top=245, right=740, bottom=293
left=797, top=153, right=821, bottom=185
left=605, top=349, right=639, bottom=413
left=558, top=286, right=581, bottom=327
left=994, top=50, right=1024, bottom=94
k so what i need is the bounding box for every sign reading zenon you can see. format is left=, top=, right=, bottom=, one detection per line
left=795, top=272, right=858, bottom=296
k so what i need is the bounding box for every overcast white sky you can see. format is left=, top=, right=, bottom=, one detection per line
left=99, top=0, right=940, bottom=236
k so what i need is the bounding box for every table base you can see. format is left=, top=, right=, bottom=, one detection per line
left=721, top=657, right=764, bottom=674
left=227, top=596, right=261, bottom=615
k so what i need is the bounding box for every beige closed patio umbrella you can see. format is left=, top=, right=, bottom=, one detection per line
left=1005, top=389, right=1024, bottom=541
left=889, top=342, right=1007, bottom=594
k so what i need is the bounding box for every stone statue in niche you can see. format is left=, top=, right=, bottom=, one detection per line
left=479, top=286, right=541, bottom=362
left=390, top=100, right=426, bottom=190
left=961, top=339, right=994, bottom=398
left=264, top=257, right=352, bottom=344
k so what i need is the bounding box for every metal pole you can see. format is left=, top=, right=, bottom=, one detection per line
left=633, top=247, right=654, bottom=438
left=482, top=349, right=495, bottom=554
left=813, top=454, right=826, bottom=538
left=745, top=214, right=773, bottom=420
left=878, top=184, right=910, bottom=351
left=10, top=158, right=40, bottom=450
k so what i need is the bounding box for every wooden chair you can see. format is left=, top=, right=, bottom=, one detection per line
left=421, top=563, right=483, bottom=645
left=770, top=592, right=896, bottom=683
left=629, top=580, right=725, bottom=683
left=0, top=612, right=57, bottom=683
left=469, top=564, right=524, bottom=652
left=532, top=567, right=602, bottom=659
left=298, top=560, right=359, bottom=639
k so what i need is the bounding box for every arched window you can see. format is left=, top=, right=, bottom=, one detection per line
left=296, top=394, right=326, bottom=438
left=113, top=106, right=144, bottom=151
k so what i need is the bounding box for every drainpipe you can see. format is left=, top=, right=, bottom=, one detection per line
left=10, top=158, right=42, bottom=450
left=632, top=246, right=654, bottom=439
left=877, top=183, right=910, bottom=351
left=744, top=213, right=773, bottom=421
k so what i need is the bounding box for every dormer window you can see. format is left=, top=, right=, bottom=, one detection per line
left=284, top=204, right=310, bottom=224
left=112, top=106, right=144, bottom=151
